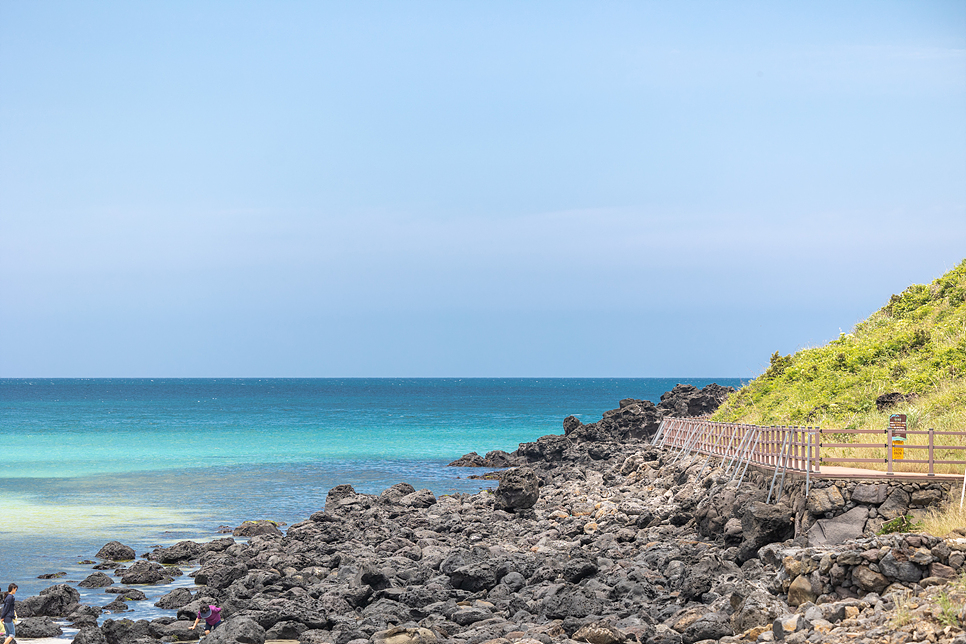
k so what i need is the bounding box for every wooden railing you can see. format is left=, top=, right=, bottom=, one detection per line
left=654, top=417, right=966, bottom=478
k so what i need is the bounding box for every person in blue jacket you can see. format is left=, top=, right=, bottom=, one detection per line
left=1, top=583, right=17, bottom=644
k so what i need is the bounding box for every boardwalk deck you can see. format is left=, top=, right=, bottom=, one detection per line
left=816, top=465, right=963, bottom=481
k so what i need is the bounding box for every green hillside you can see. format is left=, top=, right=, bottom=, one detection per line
left=713, top=260, right=966, bottom=437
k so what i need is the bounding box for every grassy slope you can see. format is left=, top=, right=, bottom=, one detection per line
left=713, top=260, right=966, bottom=456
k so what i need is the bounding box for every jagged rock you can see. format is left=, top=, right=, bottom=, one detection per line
left=738, top=502, right=794, bottom=563
left=851, top=484, right=887, bottom=504
left=681, top=612, right=731, bottom=644
left=448, top=452, right=485, bottom=467
left=808, top=506, right=869, bottom=546
left=371, top=626, right=438, bottom=644
left=483, top=450, right=514, bottom=467
left=788, top=575, right=818, bottom=607
left=73, top=626, right=109, bottom=644
left=232, top=520, right=282, bottom=537
left=806, top=486, right=846, bottom=514
left=878, top=551, right=923, bottom=583
left=105, top=588, right=147, bottom=601
left=494, top=467, right=539, bottom=510
left=773, top=613, right=808, bottom=640
left=49, top=386, right=955, bottom=644
left=18, top=584, right=80, bottom=617
left=154, top=540, right=205, bottom=563
left=204, top=616, right=265, bottom=644
left=380, top=482, right=417, bottom=502
left=658, top=383, right=735, bottom=417
left=875, top=392, right=918, bottom=411
left=17, top=616, right=64, bottom=638
left=731, top=590, right=788, bottom=633
left=852, top=566, right=890, bottom=593
left=102, top=599, right=130, bottom=613
left=79, top=572, right=114, bottom=588
left=911, top=489, right=943, bottom=507
left=96, top=541, right=136, bottom=561
left=155, top=588, right=193, bottom=609
left=878, top=489, right=911, bottom=520
left=156, top=620, right=201, bottom=642
left=400, top=489, right=436, bottom=508
left=120, top=560, right=172, bottom=585
left=572, top=621, right=628, bottom=644
left=101, top=618, right=154, bottom=644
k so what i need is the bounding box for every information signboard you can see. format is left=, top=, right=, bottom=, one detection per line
left=890, top=414, right=907, bottom=460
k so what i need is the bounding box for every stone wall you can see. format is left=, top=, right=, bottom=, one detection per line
left=769, top=532, right=966, bottom=608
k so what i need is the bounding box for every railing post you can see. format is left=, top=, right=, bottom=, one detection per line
left=928, top=428, right=935, bottom=477
left=805, top=430, right=812, bottom=497
left=814, top=428, right=821, bottom=476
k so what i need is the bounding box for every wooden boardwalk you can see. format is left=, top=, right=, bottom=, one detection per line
left=816, top=465, right=963, bottom=482
left=656, top=417, right=966, bottom=484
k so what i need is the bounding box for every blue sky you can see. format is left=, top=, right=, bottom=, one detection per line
left=1, top=1, right=964, bottom=377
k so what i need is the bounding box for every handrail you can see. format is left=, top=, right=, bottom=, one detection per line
left=657, top=418, right=966, bottom=480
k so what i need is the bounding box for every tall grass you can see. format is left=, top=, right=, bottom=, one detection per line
left=713, top=260, right=966, bottom=474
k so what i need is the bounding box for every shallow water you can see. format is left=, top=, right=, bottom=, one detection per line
left=1, top=377, right=744, bottom=634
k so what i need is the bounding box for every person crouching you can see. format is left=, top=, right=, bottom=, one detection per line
left=190, top=604, right=222, bottom=635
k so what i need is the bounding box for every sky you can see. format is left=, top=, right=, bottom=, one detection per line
left=1, top=1, right=965, bottom=378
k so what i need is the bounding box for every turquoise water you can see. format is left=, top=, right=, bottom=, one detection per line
left=0, top=378, right=743, bottom=601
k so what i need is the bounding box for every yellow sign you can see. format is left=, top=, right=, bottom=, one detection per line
left=892, top=435, right=905, bottom=460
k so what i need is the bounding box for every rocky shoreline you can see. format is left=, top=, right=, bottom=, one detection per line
left=11, top=384, right=966, bottom=644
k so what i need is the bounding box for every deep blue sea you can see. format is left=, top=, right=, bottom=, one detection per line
left=0, top=378, right=743, bottom=630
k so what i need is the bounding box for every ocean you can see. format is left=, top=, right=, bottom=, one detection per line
left=0, top=378, right=743, bottom=630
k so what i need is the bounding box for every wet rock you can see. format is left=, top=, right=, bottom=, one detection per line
left=155, top=588, right=193, bottom=609
left=73, top=626, right=109, bottom=644
left=120, top=560, right=172, bottom=585
left=79, top=572, right=115, bottom=588
left=448, top=452, right=486, bottom=467
left=96, top=541, right=136, bottom=561
left=154, top=540, right=205, bottom=563
left=17, top=616, right=64, bottom=638
left=101, top=618, right=155, bottom=644
left=232, top=520, right=282, bottom=537
left=105, top=588, right=147, bottom=601
left=19, top=583, right=80, bottom=617
left=102, top=599, right=131, bottom=613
